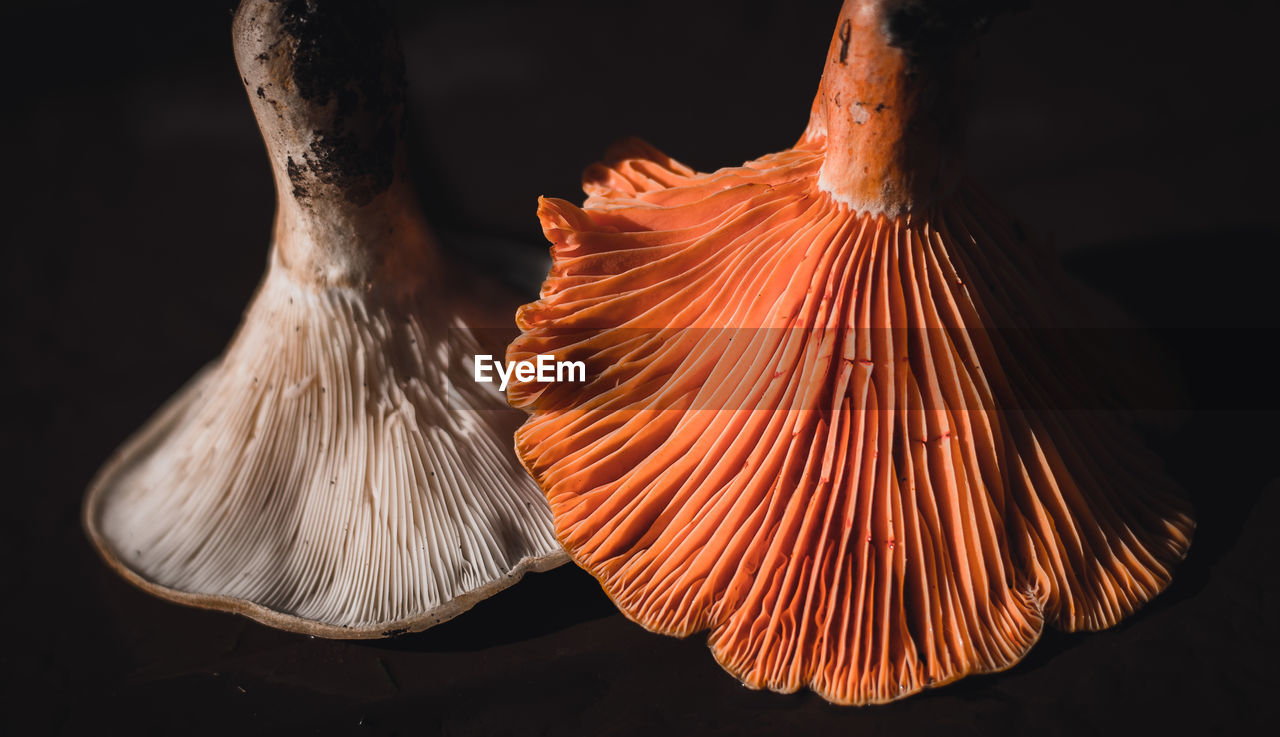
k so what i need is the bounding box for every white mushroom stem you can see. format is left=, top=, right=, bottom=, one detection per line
left=83, top=0, right=566, bottom=637
left=234, top=0, right=436, bottom=293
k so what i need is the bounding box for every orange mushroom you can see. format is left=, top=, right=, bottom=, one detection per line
left=508, top=0, right=1194, bottom=704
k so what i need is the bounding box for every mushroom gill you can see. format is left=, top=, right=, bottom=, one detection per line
left=508, top=0, right=1194, bottom=703
left=83, top=0, right=566, bottom=637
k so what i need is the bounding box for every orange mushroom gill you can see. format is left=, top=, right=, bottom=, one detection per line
left=508, top=0, right=1194, bottom=705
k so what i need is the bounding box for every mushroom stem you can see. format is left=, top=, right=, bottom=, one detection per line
left=805, top=0, right=975, bottom=216
left=233, top=0, right=435, bottom=293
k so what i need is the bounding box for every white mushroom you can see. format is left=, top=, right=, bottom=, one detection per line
left=83, top=0, right=566, bottom=637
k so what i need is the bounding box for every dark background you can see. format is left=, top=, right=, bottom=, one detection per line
left=3, top=0, right=1279, bottom=734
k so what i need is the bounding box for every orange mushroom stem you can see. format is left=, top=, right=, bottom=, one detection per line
left=508, top=0, right=1193, bottom=705
left=805, top=0, right=973, bottom=216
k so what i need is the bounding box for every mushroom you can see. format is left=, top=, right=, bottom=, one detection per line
left=508, top=0, right=1194, bottom=703
left=83, top=0, right=566, bottom=637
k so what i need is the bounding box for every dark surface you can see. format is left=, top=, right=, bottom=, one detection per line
left=3, top=1, right=1279, bottom=735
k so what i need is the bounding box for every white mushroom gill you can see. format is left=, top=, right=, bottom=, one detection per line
left=82, top=0, right=565, bottom=637
left=90, top=264, right=563, bottom=634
